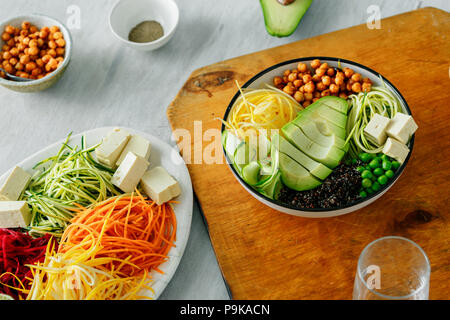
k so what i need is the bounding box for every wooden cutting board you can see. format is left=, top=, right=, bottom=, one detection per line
left=167, top=8, right=450, bottom=300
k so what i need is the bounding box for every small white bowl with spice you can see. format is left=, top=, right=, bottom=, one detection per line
left=109, top=0, right=179, bottom=51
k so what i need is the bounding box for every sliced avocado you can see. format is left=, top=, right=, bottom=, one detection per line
left=317, top=96, right=349, bottom=115
left=300, top=103, right=347, bottom=129
left=295, top=121, right=349, bottom=152
left=282, top=123, right=344, bottom=168
left=271, top=132, right=331, bottom=180
left=278, top=152, right=322, bottom=191
left=260, top=0, right=313, bottom=37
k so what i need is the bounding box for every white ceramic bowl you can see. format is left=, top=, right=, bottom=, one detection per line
left=0, top=14, right=72, bottom=93
left=222, top=57, right=415, bottom=218
left=109, top=0, right=179, bottom=51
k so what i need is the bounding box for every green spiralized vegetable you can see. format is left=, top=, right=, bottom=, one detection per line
left=21, top=134, right=121, bottom=237
left=345, top=81, right=402, bottom=159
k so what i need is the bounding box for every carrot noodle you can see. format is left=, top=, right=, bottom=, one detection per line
left=25, top=233, right=153, bottom=300
left=59, top=191, right=177, bottom=276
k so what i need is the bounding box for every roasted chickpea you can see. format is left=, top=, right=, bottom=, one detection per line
left=39, top=29, right=49, bottom=39
left=315, top=68, right=326, bottom=77
left=312, top=98, right=320, bottom=103
left=299, top=85, right=305, bottom=93
left=303, top=100, right=311, bottom=108
left=351, top=73, right=362, bottom=82
left=50, top=26, right=60, bottom=33
left=313, top=91, right=321, bottom=98
left=17, top=43, right=26, bottom=52
left=15, top=62, right=24, bottom=71
left=319, top=63, right=328, bottom=70
left=302, top=74, right=312, bottom=84
left=19, top=54, right=30, bottom=64
left=47, top=49, right=57, bottom=58
left=25, top=61, right=37, bottom=72
left=322, top=76, right=331, bottom=86
left=283, top=69, right=291, bottom=77
left=304, top=81, right=315, bottom=93
left=311, top=74, right=321, bottom=82
left=339, top=92, right=348, bottom=99
left=297, top=62, right=308, bottom=73
left=9, top=47, right=19, bottom=57
left=29, top=25, right=38, bottom=33
left=4, top=63, right=13, bottom=73
left=5, top=25, right=15, bottom=34
left=293, top=79, right=303, bottom=88
left=321, top=89, right=331, bottom=97
left=294, top=91, right=304, bottom=103
left=20, top=29, right=28, bottom=37
left=37, top=38, right=44, bottom=47
left=326, top=68, right=335, bottom=77
left=283, top=85, right=295, bottom=95
left=362, top=82, right=372, bottom=92
left=344, top=67, right=354, bottom=78
left=9, top=57, right=18, bottom=66
left=287, top=72, right=297, bottom=82
left=310, top=59, right=321, bottom=69
left=316, top=82, right=326, bottom=91
left=335, top=76, right=344, bottom=86
left=329, top=84, right=339, bottom=94
left=363, top=77, right=373, bottom=84
left=6, top=38, right=15, bottom=47
left=2, top=51, right=12, bottom=60
left=48, top=40, right=57, bottom=49
left=28, top=46, right=39, bottom=56
left=31, top=68, right=42, bottom=76
left=304, top=92, right=313, bottom=101
left=273, top=76, right=283, bottom=86
left=1, top=32, right=11, bottom=41
left=22, top=21, right=31, bottom=30
left=42, top=54, right=52, bottom=64
left=36, top=58, right=44, bottom=68
left=352, top=82, right=362, bottom=93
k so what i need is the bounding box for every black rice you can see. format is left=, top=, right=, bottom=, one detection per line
left=277, top=162, right=362, bottom=209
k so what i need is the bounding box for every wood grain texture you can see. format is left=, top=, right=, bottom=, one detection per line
left=167, top=7, right=450, bottom=300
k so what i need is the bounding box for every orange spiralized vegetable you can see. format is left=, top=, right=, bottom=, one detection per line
left=59, top=191, right=177, bottom=276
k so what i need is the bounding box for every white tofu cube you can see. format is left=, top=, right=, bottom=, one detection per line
left=96, top=128, right=131, bottom=168
left=0, top=201, right=31, bottom=228
left=116, top=135, right=151, bottom=167
left=383, top=137, right=410, bottom=163
left=386, top=113, right=418, bottom=144
left=364, top=114, right=391, bottom=146
left=0, top=166, right=31, bottom=201
left=140, top=167, right=181, bottom=206
left=111, top=152, right=149, bottom=193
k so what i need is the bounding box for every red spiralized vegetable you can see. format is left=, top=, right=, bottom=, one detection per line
left=0, top=228, right=55, bottom=299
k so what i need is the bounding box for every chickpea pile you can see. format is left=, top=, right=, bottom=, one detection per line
left=273, top=59, right=373, bottom=108
left=0, top=21, right=66, bottom=80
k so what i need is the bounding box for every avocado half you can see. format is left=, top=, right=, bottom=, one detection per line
left=260, top=0, right=313, bottom=37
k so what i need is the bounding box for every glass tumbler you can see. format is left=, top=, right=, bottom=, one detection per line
left=353, top=236, right=431, bottom=300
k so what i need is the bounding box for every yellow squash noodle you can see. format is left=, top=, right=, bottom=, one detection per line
left=222, top=84, right=303, bottom=140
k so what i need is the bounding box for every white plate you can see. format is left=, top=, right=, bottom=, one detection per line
left=0, top=127, right=193, bottom=300
left=222, top=57, right=414, bottom=218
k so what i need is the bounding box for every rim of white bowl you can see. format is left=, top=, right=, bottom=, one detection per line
left=108, top=0, right=179, bottom=47
left=0, top=14, right=72, bottom=87
left=221, top=57, right=415, bottom=214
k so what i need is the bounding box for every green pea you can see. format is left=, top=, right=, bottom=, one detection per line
left=391, top=161, right=400, bottom=170
left=362, top=178, right=372, bottom=188
left=378, top=175, right=388, bottom=185
left=373, top=168, right=384, bottom=176
left=381, top=154, right=390, bottom=162
left=361, top=170, right=373, bottom=179
left=369, top=159, right=380, bottom=169
left=359, top=153, right=372, bottom=163
left=371, top=182, right=381, bottom=192
left=352, top=158, right=358, bottom=165
left=382, top=160, right=392, bottom=171
left=365, top=165, right=371, bottom=171
left=360, top=190, right=368, bottom=198
left=357, top=166, right=365, bottom=173
left=385, top=170, right=394, bottom=178
left=366, top=187, right=374, bottom=194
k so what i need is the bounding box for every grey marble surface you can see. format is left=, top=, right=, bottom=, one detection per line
left=0, top=0, right=448, bottom=300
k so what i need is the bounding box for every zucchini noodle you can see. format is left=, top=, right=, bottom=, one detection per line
left=346, top=82, right=402, bottom=159
left=221, top=81, right=303, bottom=141
left=21, top=134, right=121, bottom=237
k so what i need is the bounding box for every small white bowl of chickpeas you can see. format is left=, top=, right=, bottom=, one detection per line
left=0, top=14, right=72, bottom=92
